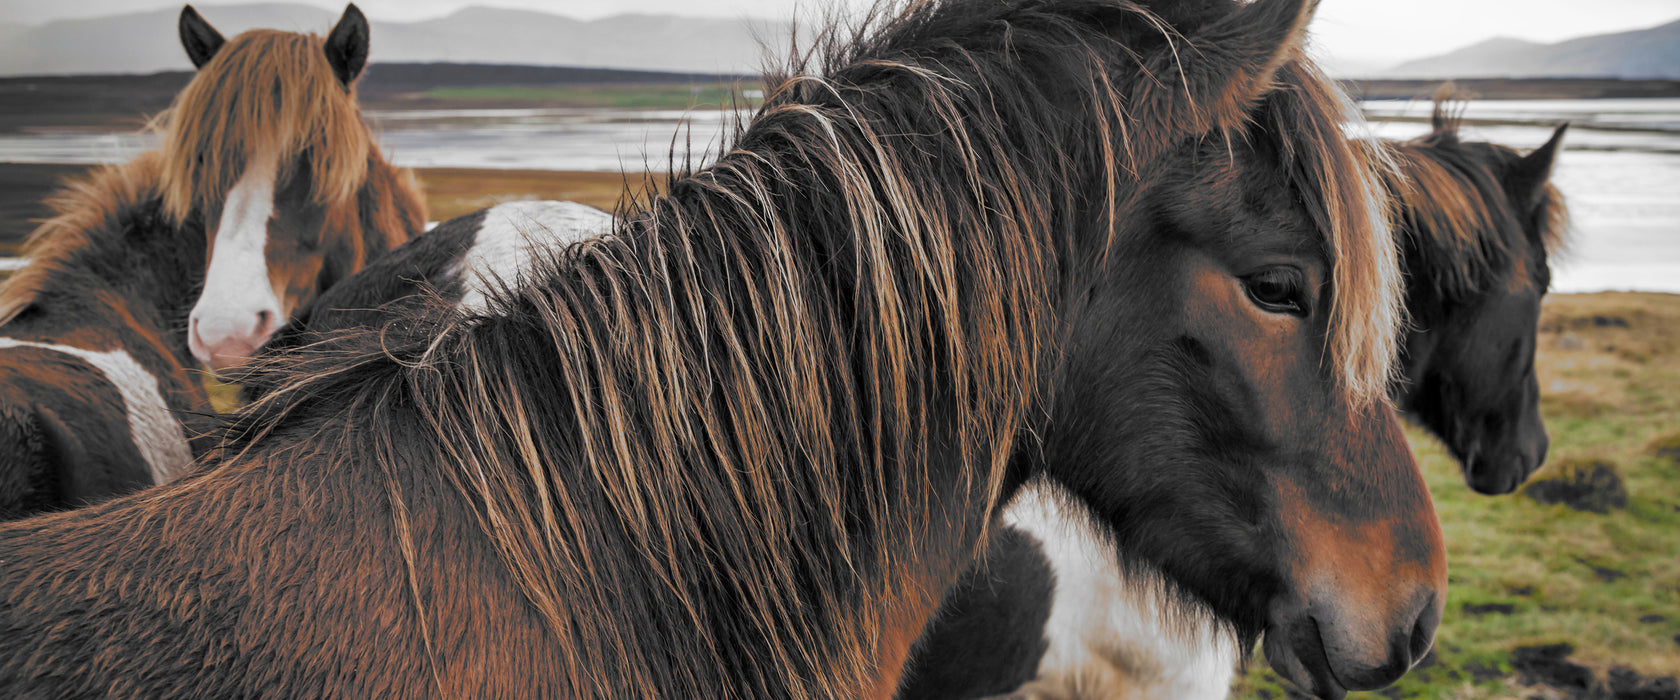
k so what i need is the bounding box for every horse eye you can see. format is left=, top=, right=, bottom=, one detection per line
left=1242, top=268, right=1307, bottom=316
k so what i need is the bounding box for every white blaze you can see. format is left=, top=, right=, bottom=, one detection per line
left=189, top=152, right=284, bottom=369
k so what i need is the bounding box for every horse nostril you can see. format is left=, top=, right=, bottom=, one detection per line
left=1407, top=592, right=1440, bottom=663
left=254, top=309, right=278, bottom=335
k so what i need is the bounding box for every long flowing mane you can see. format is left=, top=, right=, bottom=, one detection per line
left=154, top=28, right=373, bottom=224
left=1381, top=96, right=1569, bottom=299
left=0, top=154, right=170, bottom=324
left=218, top=0, right=1400, bottom=695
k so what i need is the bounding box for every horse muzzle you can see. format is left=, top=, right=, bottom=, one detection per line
left=1262, top=586, right=1442, bottom=699
left=189, top=306, right=281, bottom=372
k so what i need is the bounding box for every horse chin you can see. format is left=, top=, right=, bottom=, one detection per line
left=1464, top=459, right=1517, bottom=495
left=194, top=341, right=264, bottom=376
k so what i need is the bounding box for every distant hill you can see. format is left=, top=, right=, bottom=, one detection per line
left=0, top=63, right=755, bottom=134
left=0, top=3, right=791, bottom=77
left=1385, top=17, right=1680, bottom=79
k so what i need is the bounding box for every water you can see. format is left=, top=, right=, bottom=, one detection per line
left=1359, top=99, right=1680, bottom=294
left=1, top=100, right=1676, bottom=293
left=0, top=107, right=742, bottom=172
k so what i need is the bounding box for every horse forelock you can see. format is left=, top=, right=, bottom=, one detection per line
left=219, top=0, right=1393, bottom=694
left=1387, top=100, right=1571, bottom=301
left=1429, top=90, right=1570, bottom=258
left=1266, top=62, right=1404, bottom=405
left=155, top=29, right=371, bottom=225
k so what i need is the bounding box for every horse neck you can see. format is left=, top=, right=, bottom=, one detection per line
left=354, top=153, right=425, bottom=258
left=424, top=75, right=1072, bottom=693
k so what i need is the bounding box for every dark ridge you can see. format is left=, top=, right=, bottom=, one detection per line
left=1343, top=77, right=1680, bottom=101
left=358, top=62, right=752, bottom=90
left=0, top=62, right=757, bottom=134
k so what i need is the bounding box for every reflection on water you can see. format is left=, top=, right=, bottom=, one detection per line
left=0, top=100, right=1675, bottom=293
left=1361, top=98, right=1680, bottom=135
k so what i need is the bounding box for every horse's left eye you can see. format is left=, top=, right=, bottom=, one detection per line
left=1242, top=267, right=1307, bottom=316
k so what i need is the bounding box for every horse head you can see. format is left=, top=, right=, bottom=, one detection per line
left=1393, top=111, right=1569, bottom=495
left=168, top=4, right=414, bottom=372
left=1033, top=1, right=1446, bottom=694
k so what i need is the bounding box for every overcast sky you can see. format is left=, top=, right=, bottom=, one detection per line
left=3, top=0, right=1677, bottom=68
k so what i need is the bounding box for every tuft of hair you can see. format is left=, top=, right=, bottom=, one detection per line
left=154, top=28, right=372, bottom=223
left=1381, top=90, right=1570, bottom=300
left=1267, top=62, right=1405, bottom=404
left=0, top=153, right=167, bottom=325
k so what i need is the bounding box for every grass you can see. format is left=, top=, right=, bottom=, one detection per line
left=1233, top=292, right=1680, bottom=698
left=416, top=82, right=761, bottom=111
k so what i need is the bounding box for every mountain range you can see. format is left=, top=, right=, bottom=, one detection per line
left=1, top=4, right=1676, bottom=80
left=1383, top=17, right=1680, bottom=79
left=0, top=3, right=791, bottom=77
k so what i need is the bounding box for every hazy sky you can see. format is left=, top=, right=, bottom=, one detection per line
left=4, top=0, right=1678, bottom=67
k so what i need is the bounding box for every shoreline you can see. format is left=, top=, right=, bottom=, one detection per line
left=0, top=162, right=662, bottom=253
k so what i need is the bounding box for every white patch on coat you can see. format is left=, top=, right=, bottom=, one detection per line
left=453, top=200, right=614, bottom=314
left=1006, top=481, right=1240, bottom=700
left=0, top=338, right=193, bottom=484
left=190, top=152, right=284, bottom=364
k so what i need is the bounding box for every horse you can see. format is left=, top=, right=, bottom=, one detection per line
left=895, top=104, right=1572, bottom=700
left=1388, top=104, right=1569, bottom=496
left=0, top=4, right=423, bottom=519
left=0, top=0, right=1440, bottom=697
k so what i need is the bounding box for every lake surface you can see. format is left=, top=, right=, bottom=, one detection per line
left=1, top=99, right=1676, bottom=293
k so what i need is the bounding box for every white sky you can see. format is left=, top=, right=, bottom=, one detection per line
left=3, top=0, right=1678, bottom=68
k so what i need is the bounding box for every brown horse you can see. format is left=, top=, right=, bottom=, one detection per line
left=896, top=106, right=1571, bottom=700
left=0, top=0, right=1438, bottom=697
left=0, top=4, right=422, bottom=519
left=169, top=4, right=423, bottom=369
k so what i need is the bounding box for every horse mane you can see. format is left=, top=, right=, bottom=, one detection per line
left=1381, top=91, right=1569, bottom=300
left=0, top=153, right=167, bottom=325
left=221, top=0, right=1398, bottom=694
left=154, top=28, right=373, bottom=223
left=1266, top=61, right=1403, bottom=400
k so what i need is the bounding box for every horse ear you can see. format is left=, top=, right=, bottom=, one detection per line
left=1160, top=0, right=1320, bottom=136
left=324, top=4, right=370, bottom=88
left=1509, top=123, right=1568, bottom=203
left=178, top=5, right=225, bottom=70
